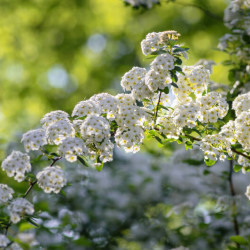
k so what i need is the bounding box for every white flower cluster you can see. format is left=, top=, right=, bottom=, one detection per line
left=40, top=110, right=69, bottom=128
left=36, top=166, right=66, bottom=193
left=172, top=100, right=198, bottom=128
left=200, top=134, right=232, bottom=161
left=0, top=234, right=10, bottom=248
left=7, top=242, right=23, bottom=250
left=145, top=67, right=172, bottom=92
left=0, top=184, right=14, bottom=203
left=72, top=100, right=99, bottom=117
left=156, top=115, right=181, bottom=139
left=172, top=65, right=210, bottom=101
left=46, top=119, right=75, bottom=145
left=115, top=94, right=149, bottom=153
left=90, top=93, right=118, bottom=119
left=232, top=92, right=250, bottom=116
left=21, top=128, right=47, bottom=152
left=1, top=151, right=31, bottom=182
left=141, top=31, right=180, bottom=56
left=58, top=137, right=88, bottom=162
left=8, top=198, right=34, bottom=223
left=235, top=110, right=250, bottom=151
left=219, top=120, right=237, bottom=144
left=197, top=92, right=229, bottom=123
left=121, top=67, right=153, bottom=101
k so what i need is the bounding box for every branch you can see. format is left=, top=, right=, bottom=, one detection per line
left=231, top=148, right=250, bottom=160
left=169, top=0, right=223, bottom=22
left=154, top=92, right=162, bottom=125
left=4, top=156, right=62, bottom=236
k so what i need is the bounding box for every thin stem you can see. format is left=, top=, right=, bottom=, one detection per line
left=23, top=180, right=38, bottom=199
left=4, top=156, right=62, bottom=236
left=154, top=91, right=162, bottom=125
left=231, top=148, right=250, bottom=160
left=169, top=0, right=223, bottom=22
left=228, top=160, right=240, bottom=248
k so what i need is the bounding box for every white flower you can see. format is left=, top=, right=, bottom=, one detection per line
left=8, top=198, right=34, bottom=224
left=80, top=115, right=110, bottom=143
left=156, top=115, right=182, bottom=139
left=36, top=166, right=66, bottom=194
left=172, top=100, right=199, bottom=128
left=151, top=54, right=176, bottom=71
left=197, top=92, right=229, bottom=123
left=90, top=93, right=118, bottom=119
left=0, top=234, right=10, bottom=247
left=1, top=151, right=32, bottom=182
left=0, top=184, right=14, bottom=203
left=41, top=110, right=69, bottom=128
left=7, top=242, right=23, bottom=250
left=232, top=92, right=250, bottom=116
left=46, top=119, right=75, bottom=145
left=235, top=110, right=250, bottom=151
left=72, top=100, right=100, bottom=117
left=219, top=120, right=237, bottom=144
left=121, top=67, right=147, bottom=91
left=21, top=128, right=47, bottom=152
left=200, top=134, right=232, bottom=161
left=58, top=137, right=89, bottom=162
left=145, top=68, right=171, bottom=92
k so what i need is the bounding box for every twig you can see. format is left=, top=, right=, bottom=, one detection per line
left=4, top=156, right=62, bottom=236
left=154, top=92, right=162, bottom=125
left=170, top=0, right=223, bottom=22
left=231, top=148, right=250, bottom=160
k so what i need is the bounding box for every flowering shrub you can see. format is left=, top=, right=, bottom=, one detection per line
left=0, top=23, right=249, bottom=250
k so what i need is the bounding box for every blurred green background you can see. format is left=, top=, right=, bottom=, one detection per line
left=0, top=0, right=229, bottom=146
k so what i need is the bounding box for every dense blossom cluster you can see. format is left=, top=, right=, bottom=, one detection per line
left=21, top=129, right=47, bottom=152
left=200, top=134, right=232, bottom=162
left=1, top=151, right=31, bottom=182
left=0, top=184, right=14, bottom=203
left=36, top=166, right=66, bottom=193
left=0, top=234, right=10, bottom=247
left=8, top=198, right=34, bottom=223
left=197, top=92, right=229, bottom=123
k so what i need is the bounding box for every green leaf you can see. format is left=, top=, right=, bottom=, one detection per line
left=183, top=159, right=204, bottom=166
left=171, top=74, right=178, bottom=83
left=161, top=86, right=169, bottom=94
left=74, top=237, right=92, bottom=246
left=173, top=47, right=189, bottom=53
left=176, top=139, right=182, bottom=144
left=26, top=218, right=39, bottom=227
left=19, top=222, right=36, bottom=232
left=95, top=162, right=103, bottom=172
left=77, top=156, right=89, bottom=167
left=175, top=57, right=182, bottom=65
left=203, top=169, right=210, bottom=175
left=185, top=141, right=193, bottom=150
left=171, top=82, right=178, bottom=88
left=234, top=164, right=242, bottom=172
left=174, top=66, right=183, bottom=74
left=204, top=158, right=217, bottom=167
left=230, top=236, right=248, bottom=245
left=158, top=104, right=169, bottom=111
left=154, top=136, right=163, bottom=144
